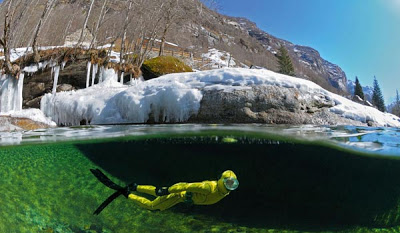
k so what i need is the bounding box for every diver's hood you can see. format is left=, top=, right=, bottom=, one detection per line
left=217, top=170, right=239, bottom=194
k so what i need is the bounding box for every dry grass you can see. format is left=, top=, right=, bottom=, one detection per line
left=13, top=48, right=110, bottom=68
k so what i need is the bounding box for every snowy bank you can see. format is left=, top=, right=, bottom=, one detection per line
left=40, top=68, right=400, bottom=127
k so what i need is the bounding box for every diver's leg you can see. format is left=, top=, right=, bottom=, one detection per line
left=136, top=185, right=170, bottom=197
left=137, top=185, right=157, bottom=197
left=128, top=193, right=184, bottom=211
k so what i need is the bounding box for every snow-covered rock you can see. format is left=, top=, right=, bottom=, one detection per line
left=0, top=108, right=56, bottom=132
left=40, top=68, right=400, bottom=127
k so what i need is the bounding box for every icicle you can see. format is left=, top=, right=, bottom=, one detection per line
left=6, top=76, right=15, bottom=112
left=120, top=72, right=124, bottom=84
left=91, top=63, right=98, bottom=86
left=15, top=73, right=24, bottom=111
left=0, top=74, right=9, bottom=112
left=86, top=62, right=91, bottom=88
left=98, top=66, right=104, bottom=83
left=61, top=61, right=67, bottom=70
left=52, top=66, right=60, bottom=95
left=130, top=74, right=133, bottom=84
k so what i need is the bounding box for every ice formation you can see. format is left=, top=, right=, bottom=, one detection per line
left=16, top=73, right=24, bottom=111
left=98, top=66, right=104, bottom=83
left=41, top=67, right=202, bottom=125
left=52, top=66, right=60, bottom=94
left=61, top=61, right=67, bottom=70
left=86, top=61, right=91, bottom=88
left=91, top=63, right=98, bottom=86
left=0, top=73, right=24, bottom=112
left=120, top=72, right=124, bottom=84
left=40, top=68, right=400, bottom=127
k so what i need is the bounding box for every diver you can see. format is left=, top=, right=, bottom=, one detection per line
left=90, top=169, right=239, bottom=214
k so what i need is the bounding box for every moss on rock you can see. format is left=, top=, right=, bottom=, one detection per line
left=141, top=56, right=193, bottom=80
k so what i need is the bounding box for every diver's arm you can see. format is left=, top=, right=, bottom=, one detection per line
left=168, top=182, right=212, bottom=194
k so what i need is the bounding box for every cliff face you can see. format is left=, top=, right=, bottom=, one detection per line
left=0, top=0, right=348, bottom=95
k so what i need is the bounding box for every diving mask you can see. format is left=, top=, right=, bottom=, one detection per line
left=223, top=177, right=239, bottom=191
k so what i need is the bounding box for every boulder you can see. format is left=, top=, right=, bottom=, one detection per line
left=57, top=84, right=74, bottom=92
left=189, top=86, right=366, bottom=126
left=141, top=56, right=193, bottom=80
left=0, top=116, right=52, bottom=131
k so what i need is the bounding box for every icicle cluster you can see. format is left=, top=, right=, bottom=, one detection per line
left=85, top=62, right=102, bottom=88
left=0, top=73, right=25, bottom=113
left=86, top=62, right=91, bottom=88
left=52, top=66, right=60, bottom=94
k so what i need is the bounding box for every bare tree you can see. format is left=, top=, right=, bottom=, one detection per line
left=62, top=10, right=76, bottom=42
left=0, top=0, right=16, bottom=74
left=158, top=0, right=182, bottom=56
left=89, top=0, right=109, bottom=49
left=157, top=0, right=208, bottom=56
left=32, top=0, right=57, bottom=62
left=119, top=0, right=133, bottom=66
left=133, top=0, right=165, bottom=67
left=76, top=0, right=94, bottom=48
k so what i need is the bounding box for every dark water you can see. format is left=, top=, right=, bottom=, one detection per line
left=0, top=125, right=399, bottom=232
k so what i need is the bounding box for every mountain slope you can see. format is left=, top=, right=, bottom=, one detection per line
left=219, top=17, right=348, bottom=94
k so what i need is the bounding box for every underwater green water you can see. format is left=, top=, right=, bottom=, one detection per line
left=0, top=129, right=400, bottom=232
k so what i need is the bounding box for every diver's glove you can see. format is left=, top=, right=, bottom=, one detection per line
left=121, top=183, right=138, bottom=198
left=156, top=187, right=170, bottom=196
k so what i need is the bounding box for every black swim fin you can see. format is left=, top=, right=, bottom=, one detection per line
left=91, top=168, right=126, bottom=215
left=93, top=190, right=123, bottom=215
left=90, top=169, right=122, bottom=191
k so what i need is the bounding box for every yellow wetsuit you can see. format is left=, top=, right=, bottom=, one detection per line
left=128, top=170, right=238, bottom=211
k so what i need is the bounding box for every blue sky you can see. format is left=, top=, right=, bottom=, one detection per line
left=219, top=0, right=400, bottom=104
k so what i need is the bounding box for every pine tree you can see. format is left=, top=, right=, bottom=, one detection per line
left=354, top=76, right=365, bottom=100
left=392, top=89, right=400, bottom=117
left=277, top=45, right=295, bottom=76
left=372, top=76, right=386, bottom=112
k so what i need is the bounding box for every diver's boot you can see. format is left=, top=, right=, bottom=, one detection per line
left=122, top=183, right=138, bottom=198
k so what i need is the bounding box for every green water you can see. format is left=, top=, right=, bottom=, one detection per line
left=1, top=130, right=400, bottom=232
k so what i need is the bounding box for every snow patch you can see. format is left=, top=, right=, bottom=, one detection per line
left=202, top=48, right=237, bottom=68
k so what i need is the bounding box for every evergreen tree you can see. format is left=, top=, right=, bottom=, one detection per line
left=277, top=45, right=295, bottom=76
left=354, top=76, right=365, bottom=100
left=372, top=76, right=386, bottom=112
left=392, top=89, right=400, bottom=117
